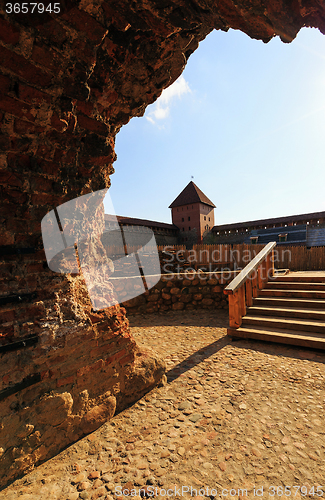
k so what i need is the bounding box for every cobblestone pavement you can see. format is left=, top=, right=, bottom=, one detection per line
left=2, top=310, right=325, bottom=500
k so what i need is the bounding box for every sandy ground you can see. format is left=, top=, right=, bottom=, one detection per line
left=2, top=309, right=325, bottom=500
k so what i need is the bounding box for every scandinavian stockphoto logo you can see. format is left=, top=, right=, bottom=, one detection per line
left=41, top=189, right=161, bottom=310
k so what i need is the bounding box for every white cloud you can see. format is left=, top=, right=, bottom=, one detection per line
left=146, top=75, right=191, bottom=125
left=152, top=106, right=170, bottom=120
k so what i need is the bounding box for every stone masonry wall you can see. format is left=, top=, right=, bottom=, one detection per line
left=0, top=276, right=166, bottom=488
left=1, top=0, right=325, bottom=489
left=121, top=272, right=238, bottom=315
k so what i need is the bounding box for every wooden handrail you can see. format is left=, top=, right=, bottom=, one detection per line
left=223, top=242, right=276, bottom=330
left=224, top=241, right=276, bottom=295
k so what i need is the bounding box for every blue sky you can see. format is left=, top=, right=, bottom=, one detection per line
left=104, top=27, right=325, bottom=226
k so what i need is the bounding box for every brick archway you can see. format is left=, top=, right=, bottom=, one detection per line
left=1, top=0, right=324, bottom=488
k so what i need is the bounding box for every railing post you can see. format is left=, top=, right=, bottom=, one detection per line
left=263, top=259, right=268, bottom=287
left=265, top=253, right=269, bottom=279
left=258, top=260, right=267, bottom=289
left=245, top=277, right=253, bottom=307
left=257, top=264, right=263, bottom=290
left=239, top=285, right=246, bottom=318
left=252, top=271, right=258, bottom=298
left=228, top=291, right=241, bottom=328
left=269, top=249, right=275, bottom=278
left=264, top=253, right=269, bottom=280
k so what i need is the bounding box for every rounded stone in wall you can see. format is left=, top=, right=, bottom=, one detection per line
left=147, top=294, right=159, bottom=302
left=179, top=295, right=192, bottom=303
left=122, top=295, right=146, bottom=308
left=202, top=298, right=214, bottom=306
left=172, top=302, right=184, bottom=310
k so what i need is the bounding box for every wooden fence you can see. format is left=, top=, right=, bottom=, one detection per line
left=103, top=243, right=325, bottom=271
left=193, top=244, right=325, bottom=271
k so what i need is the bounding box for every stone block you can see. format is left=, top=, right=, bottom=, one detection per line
left=35, top=393, right=73, bottom=427
left=147, top=294, right=159, bottom=302
left=172, top=302, right=184, bottom=310
left=179, top=295, right=192, bottom=303
left=201, top=298, right=214, bottom=306
left=122, top=295, right=146, bottom=308
left=80, top=395, right=116, bottom=434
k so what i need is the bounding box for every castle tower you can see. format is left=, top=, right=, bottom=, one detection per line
left=169, top=181, right=216, bottom=242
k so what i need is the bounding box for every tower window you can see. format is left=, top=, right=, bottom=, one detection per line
left=204, top=216, right=206, bottom=221
left=188, top=216, right=190, bottom=221
left=182, top=227, right=184, bottom=231
left=189, top=226, right=191, bottom=230
left=182, top=217, right=184, bottom=222
left=209, top=217, right=210, bottom=221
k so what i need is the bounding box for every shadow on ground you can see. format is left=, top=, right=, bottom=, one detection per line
left=230, top=336, right=325, bottom=364
left=128, top=309, right=229, bottom=328
left=130, top=309, right=325, bottom=387
left=166, top=336, right=230, bottom=382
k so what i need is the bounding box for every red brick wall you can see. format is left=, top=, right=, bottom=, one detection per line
left=1, top=0, right=324, bottom=488
left=0, top=2, right=184, bottom=486
left=171, top=203, right=215, bottom=241
left=199, top=204, right=215, bottom=240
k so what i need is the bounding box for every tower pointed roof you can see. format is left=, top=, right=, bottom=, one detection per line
left=169, top=181, right=216, bottom=209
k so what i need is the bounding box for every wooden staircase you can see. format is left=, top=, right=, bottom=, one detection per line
left=224, top=242, right=325, bottom=350
left=228, top=274, right=325, bottom=349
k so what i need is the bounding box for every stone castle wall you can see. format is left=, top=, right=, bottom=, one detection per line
left=1, top=0, right=325, bottom=489
left=121, top=272, right=237, bottom=314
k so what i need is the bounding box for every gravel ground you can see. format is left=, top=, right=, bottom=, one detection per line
left=2, top=310, right=325, bottom=500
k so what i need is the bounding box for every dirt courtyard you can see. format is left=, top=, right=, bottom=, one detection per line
left=2, top=310, right=325, bottom=500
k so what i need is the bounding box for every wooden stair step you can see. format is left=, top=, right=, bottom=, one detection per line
left=271, top=275, right=325, bottom=283
left=242, top=315, right=325, bottom=334
left=248, top=306, right=325, bottom=321
left=260, top=289, right=325, bottom=299
left=254, top=297, right=325, bottom=309
left=265, top=282, right=325, bottom=291
left=227, top=326, right=325, bottom=349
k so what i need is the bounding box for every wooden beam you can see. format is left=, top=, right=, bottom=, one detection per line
left=252, top=273, right=258, bottom=298
left=239, top=285, right=246, bottom=318
left=261, top=259, right=267, bottom=288
left=270, top=249, right=275, bottom=278
left=257, top=264, right=264, bottom=290
left=228, top=290, right=241, bottom=328
left=246, top=277, right=253, bottom=307
left=224, top=241, right=276, bottom=294
left=265, top=253, right=272, bottom=281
